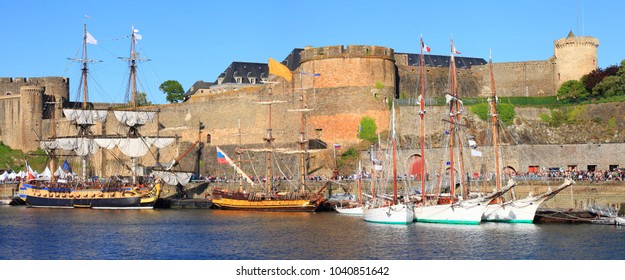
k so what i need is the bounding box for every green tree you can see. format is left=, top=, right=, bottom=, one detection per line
left=592, top=76, right=624, bottom=98
left=132, top=92, right=152, bottom=106
left=357, top=116, right=378, bottom=143
left=159, top=80, right=186, bottom=103
left=557, top=80, right=589, bottom=103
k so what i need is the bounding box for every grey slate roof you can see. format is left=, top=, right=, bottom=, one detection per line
left=398, top=53, right=487, bottom=69
left=185, top=80, right=213, bottom=95
left=213, top=61, right=269, bottom=85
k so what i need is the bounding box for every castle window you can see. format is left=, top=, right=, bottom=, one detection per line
left=233, top=71, right=242, bottom=84
left=5, top=92, right=11, bottom=96
left=593, top=59, right=596, bottom=66
left=247, top=72, right=256, bottom=84
left=218, top=77, right=224, bottom=85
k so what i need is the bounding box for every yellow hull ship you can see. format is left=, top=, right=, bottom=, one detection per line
left=211, top=189, right=321, bottom=212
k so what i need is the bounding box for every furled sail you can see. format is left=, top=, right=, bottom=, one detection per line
left=151, top=170, right=193, bottom=186
left=40, top=137, right=99, bottom=156
left=113, top=111, right=156, bottom=127
left=63, top=109, right=108, bottom=125
left=94, top=137, right=175, bottom=158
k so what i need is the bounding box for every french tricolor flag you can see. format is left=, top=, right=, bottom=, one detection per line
left=421, top=40, right=431, bottom=53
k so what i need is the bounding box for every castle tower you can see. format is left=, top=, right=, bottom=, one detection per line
left=554, top=31, right=599, bottom=87
left=298, top=45, right=396, bottom=145
left=20, top=85, right=45, bottom=151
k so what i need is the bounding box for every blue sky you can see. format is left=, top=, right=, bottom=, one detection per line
left=2, top=0, right=623, bottom=104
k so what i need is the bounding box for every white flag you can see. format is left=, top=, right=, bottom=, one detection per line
left=86, top=32, right=97, bottom=45
left=468, top=139, right=477, bottom=148
left=133, top=28, right=142, bottom=40
left=471, top=149, right=482, bottom=157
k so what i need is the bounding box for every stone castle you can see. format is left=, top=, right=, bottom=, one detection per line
left=1, top=31, right=612, bottom=177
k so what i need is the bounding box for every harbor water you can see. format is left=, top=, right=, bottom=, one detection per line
left=2, top=206, right=625, bottom=260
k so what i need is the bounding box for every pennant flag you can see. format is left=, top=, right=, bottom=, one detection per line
left=333, top=143, right=341, bottom=149
left=216, top=148, right=228, bottom=164
left=268, top=57, right=292, bottom=82
left=452, top=46, right=461, bottom=55
left=25, top=161, right=35, bottom=181
left=86, top=32, right=98, bottom=45
left=421, top=39, right=431, bottom=53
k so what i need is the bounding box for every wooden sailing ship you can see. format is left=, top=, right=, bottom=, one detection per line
left=211, top=58, right=325, bottom=212
left=20, top=25, right=171, bottom=209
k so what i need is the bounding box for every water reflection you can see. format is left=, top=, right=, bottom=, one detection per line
left=1, top=207, right=624, bottom=260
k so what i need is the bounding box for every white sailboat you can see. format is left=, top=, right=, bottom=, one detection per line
left=363, top=101, right=414, bottom=224
left=413, top=37, right=511, bottom=225
left=480, top=50, right=574, bottom=223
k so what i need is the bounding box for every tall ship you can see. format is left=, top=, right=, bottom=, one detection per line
left=412, top=37, right=512, bottom=224
left=19, top=24, right=174, bottom=209
left=211, top=58, right=326, bottom=212
left=481, top=50, right=575, bottom=223
left=362, top=101, right=414, bottom=224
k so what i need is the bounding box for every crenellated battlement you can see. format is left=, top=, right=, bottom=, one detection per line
left=554, top=36, right=599, bottom=49
left=300, top=45, right=395, bottom=63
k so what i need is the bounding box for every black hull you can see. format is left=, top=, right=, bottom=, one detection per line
left=26, top=195, right=145, bottom=209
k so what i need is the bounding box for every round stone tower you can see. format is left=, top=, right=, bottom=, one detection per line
left=297, top=45, right=396, bottom=145
left=20, top=85, right=45, bottom=151
left=554, top=31, right=599, bottom=87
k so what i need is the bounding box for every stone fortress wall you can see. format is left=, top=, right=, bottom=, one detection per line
left=2, top=32, right=617, bottom=177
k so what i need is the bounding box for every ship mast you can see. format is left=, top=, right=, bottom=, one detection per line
left=264, top=84, right=275, bottom=194
left=129, top=26, right=138, bottom=108
left=451, top=38, right=468, bottom=200
left=298, top=72, right=307, bottom=193
left=418, top=35, right=427, bottom=201
left=80, top=24, right=89, bottom=179
left=391, top=101, right=398, bottom=205
left=447, top=39, right=457, bottom=202
left=49, top=92, right=56, bottom=184
left=489, top=50, right=502, bottom=192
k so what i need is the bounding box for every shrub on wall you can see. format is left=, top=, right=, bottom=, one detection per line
left=357, top=116, right=378, bottom=143
left=469, top=102, right=516, bottom=126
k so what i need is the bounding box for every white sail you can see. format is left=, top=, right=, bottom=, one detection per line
left=113, top=111, right=156, bottom=127
left=152, top=170, right=193, bottom=186
left=94, top=137, right=175, bottom=158
left=63, top=109, right=108, bottom=125
left=41, top=137, right=99, bottom=156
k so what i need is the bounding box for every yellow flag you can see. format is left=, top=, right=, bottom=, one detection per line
left=268, top=57, right=292, bottom=82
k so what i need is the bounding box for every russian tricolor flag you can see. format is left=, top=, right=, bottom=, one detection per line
left=217, top=148, right=228, bottom=164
